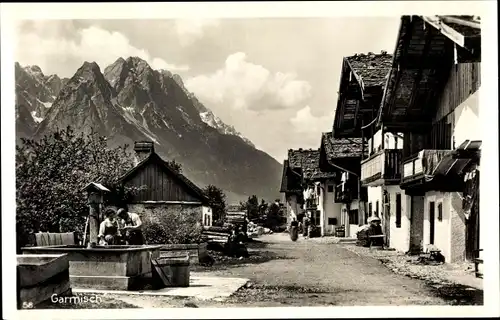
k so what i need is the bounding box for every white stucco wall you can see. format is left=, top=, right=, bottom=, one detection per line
left=320, top=180, right=342, bottom=236
left=452, top=89, right=480, bottom=147
left=367, top=186, right=383, bottom=221
left=368, top=128, right=404, bottom=155
left=286, top=194, right=300, bottom=223
left=422, top=191, right=465, bottom=263
left=386, top=186, right=411, bottom=253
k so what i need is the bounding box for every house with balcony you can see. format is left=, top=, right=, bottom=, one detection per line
left=377, top=15, right=481, bottom=263
left=332, top=50, right=394, bottom=240
left=280, top=158, right=305, bottom=225
left=319, top=132, right=368, bottom=238
left=280, top=148, right=339, bottom=236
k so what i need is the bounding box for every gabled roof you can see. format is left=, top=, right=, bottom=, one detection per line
left=377, top=15, right=481, bottom=130
left=118, top=152, right=208, bottom=203
left=279, top=160, right=302, bottom=193
left=321, top=132, right=366, bottom=160
left=288, top=148, right=335, bottom=181
left=345, top=52, right=393, bottom=89
left=333, top=52, right=393, bottom=138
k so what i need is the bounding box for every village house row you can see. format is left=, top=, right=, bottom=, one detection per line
left=280, top=15, right=481, bottom=264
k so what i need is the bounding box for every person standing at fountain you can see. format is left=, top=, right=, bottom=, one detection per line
left=98, top=208, right=119, bottom=245
left=117, top=208, right=144, bottom=245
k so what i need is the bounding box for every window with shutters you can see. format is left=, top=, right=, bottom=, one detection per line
left=395, top=193, right=402, bottom=228
left=348, top=210, right=359, bottom=225
left=375, top=201, right=379, bottom=217
left=368, top=202, right=372, bottom=216
left=437, top=202, right=443, bottom=221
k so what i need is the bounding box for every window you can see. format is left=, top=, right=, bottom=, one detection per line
left=429, top=201, right=436, bottom=245
left=348, top=209, right=359, bottom=225
left=328, top=217, right=337, bottom=225
left=327, top=185, right=334, bottom=193
left=312, top=210, right=321, bottom=226
left=438, top=202, right=443, bottom=221
left=369, top=202, right=373, bottom=216
left=375, top=201, right=379, bottom=217
left=395, top=193, right=402, bottom=228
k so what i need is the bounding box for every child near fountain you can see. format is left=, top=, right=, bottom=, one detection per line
left=98, top=208, right=119, bottom=245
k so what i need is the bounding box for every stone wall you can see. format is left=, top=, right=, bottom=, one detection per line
left=129, top=203, right=203, bottom=227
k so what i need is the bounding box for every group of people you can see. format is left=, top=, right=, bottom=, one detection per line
left=98, top=207, right=144, bottom=246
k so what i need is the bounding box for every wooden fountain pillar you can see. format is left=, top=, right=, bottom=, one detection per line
left=82, top=182, right=110, bottom=248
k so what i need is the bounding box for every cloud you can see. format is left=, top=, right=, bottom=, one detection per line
left=290, top=105, right=334, bottom=134
left=15, top=24, right=189, bottom=77
left=174, top=19, right=219, bottom=46
left=184, top=52, right=312, bottom=112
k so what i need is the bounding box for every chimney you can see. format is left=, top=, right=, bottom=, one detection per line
left=134, top=141, right=154, bottom=165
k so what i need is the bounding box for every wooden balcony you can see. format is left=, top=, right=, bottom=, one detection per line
left=335, top=179, right=367, bottom=203
left=401, top=149, right=450, bottom=188
left=360, top=149, right=402, bottom=186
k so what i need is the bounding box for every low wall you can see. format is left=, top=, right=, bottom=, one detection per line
left=159, top=243, right=208, bottom=264
left=22, top=245, right=162, bottom=290
left=17, top=254, right=71, bottom=308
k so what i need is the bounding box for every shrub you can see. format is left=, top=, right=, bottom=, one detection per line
left=143, top=209, right=203, bottom=245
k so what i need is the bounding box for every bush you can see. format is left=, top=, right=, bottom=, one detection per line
left=143, top=209, right=203, bottom=245
left=15, top=127, right=142, bottom=251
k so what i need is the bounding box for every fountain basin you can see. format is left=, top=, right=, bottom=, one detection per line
left=17, top=254, right=71, bottom=307
left=22, top=245, right=162, bottom=290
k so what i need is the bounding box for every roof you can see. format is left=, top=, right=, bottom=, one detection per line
left=345, top=52, right=393, bottom=88
left=82, top=182, right=111, bottom=193
left=377, top=15, right=481, bottom=130
left=280, top=160, right=303, bottom=193
left=288, top=148, right=336, bottom=181
left=118, top=152, right=208, bottom=203
left=321, top=132, right=366, bottom=160
left=333, top=52, right=393, bottom=138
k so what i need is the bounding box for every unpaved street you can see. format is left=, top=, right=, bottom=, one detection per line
left=97, top=234, right=482, bottom=308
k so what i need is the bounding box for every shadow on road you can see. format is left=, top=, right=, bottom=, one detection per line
left=427, top=282, right=483, bottom=305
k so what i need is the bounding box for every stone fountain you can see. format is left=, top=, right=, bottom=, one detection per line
left=21, top=182, right=163, bottom=291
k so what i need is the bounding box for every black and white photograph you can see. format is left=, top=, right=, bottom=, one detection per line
left=1, top=1, right=498, bottom=319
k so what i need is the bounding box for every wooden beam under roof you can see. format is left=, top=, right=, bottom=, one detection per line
left=422, top=16, right=466, bottom=48
left=441, top=16, right=480, bottom=29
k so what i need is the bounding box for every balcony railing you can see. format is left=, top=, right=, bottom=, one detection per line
left=360, top=149, right=402, bottom=186
left=335, top=179, right=367, bottom=203
left=402, top=149, right=450, bottom=182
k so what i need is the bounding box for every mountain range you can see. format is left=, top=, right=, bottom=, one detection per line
left=15, top=57, right=283, bottom=203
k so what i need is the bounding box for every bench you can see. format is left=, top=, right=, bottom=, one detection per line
left=34, top=232, right=76, bottom=246
left=368, top=235, right=385, bottom=249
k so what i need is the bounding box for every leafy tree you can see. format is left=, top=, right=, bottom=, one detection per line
left=258, top=199, right=268, bottom=219
left=16, top=126, right=143, bottom=251
left=167, top=159, right=182, bottom=173
left=244, top=195, right=259, bottom=221
left=265, top=200, right=282, bottom=230
left=202, top=184, right=227, bottom=224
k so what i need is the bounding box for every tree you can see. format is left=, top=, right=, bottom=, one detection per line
left=202, top=184, right=227, bottom=224
left=16, top=126, right=142, bottom=251
left=258, top=199, right=268, bottom=219
left=244, top=195, right=259, bottom=221
left=167, top=159, right=182, bottom=173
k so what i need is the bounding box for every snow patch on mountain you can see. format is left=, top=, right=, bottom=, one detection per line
left=31, top=111, right=43, bottom=123
left=199, top=110, right=255, bottom=146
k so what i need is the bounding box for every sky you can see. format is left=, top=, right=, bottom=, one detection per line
left=15, top=17, right=401, bottom=162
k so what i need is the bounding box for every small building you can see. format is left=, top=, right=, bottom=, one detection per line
left=118, top=141, right=213, bottom=228
left=281, top=148, right=339, bottom=236
left=331, top=50, right=392, bottom=239
left=319, top=132, right=368, bottom=238
left=378, top=15, right=481, bottom=262
left=280, top=159, right=305, bottom=225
